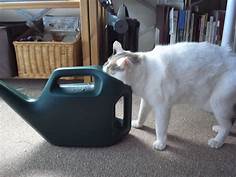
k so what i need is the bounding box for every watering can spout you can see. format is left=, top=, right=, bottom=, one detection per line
left=0, top=80, right=34, bottom=120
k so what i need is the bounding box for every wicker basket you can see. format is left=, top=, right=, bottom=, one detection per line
left=13, top=34, right=82, bottom=78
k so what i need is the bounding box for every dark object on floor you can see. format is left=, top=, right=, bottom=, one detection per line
left=0, top=22, right=28, bottom=78
left=0, top=66, right=132, bottom=147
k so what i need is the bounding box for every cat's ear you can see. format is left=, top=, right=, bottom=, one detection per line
left=113, top=41, right=124, bottom=54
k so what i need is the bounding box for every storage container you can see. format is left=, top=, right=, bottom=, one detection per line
left=13, top=34, right=82, bottom=78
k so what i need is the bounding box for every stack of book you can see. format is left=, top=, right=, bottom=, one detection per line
left=156, top=4, right=225, bottom=45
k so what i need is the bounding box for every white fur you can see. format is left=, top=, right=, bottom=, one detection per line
left=103, top=41, right=236, bottom=150
left=116, top=57, right=127, bottom=67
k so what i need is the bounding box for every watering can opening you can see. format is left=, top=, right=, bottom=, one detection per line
left=115, top=96, right=125, bottom=127
left=56, top=75, right=96, bottom=95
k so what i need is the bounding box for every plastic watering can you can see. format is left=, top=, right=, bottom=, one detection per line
left=0, top=66, right=132, bottom=147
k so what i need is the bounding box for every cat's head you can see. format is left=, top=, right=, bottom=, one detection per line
left=103, top=41, right=141, bottom=84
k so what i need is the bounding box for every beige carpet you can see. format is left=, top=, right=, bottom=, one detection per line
left=0, top=80, right=236, bottom=177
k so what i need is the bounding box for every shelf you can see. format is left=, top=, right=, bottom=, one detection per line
left=0, top=0, right=80, bottom=10
left=0, top=0, right=103, bottom=81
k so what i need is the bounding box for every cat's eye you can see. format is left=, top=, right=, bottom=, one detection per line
left=112, top=65, right=124, bottom=72
left=110, top=70, right=116, bottom=75
left=104, top=61, right=109, bottom=66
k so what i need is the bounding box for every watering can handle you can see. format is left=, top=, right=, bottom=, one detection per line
left=46, top=67, right=103, bottom=92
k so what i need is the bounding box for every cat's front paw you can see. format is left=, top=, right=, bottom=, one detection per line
left=153, top=140, right=166, bottom=151
left=212, top=125, right=221, bottom=133
left=208, top=138, right=224, bottom=149
left=131, top=120, right=143, bottom=129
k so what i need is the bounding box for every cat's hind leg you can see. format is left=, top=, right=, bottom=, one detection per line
left=209, top=72, right=236, bottom=148
left=132, top=98, right=152, bottom=128
left=212, top=104, right=236, bottom=133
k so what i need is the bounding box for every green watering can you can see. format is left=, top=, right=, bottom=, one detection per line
left=0, top=66, right=132, bottom=147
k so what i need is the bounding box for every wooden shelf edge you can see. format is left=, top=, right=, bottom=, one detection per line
left=0, top=0, right=80, bottom=9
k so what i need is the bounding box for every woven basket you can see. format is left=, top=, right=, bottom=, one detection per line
left=13, top=34, right=82, bottom=79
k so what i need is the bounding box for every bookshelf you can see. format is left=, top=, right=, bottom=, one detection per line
left=155, top=0, right=232, bottom=47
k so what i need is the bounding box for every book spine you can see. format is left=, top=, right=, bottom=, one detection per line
left=189, top=13, right=194, bottom=42
left=208, top=16, right=214, bottom=43
left=204, top=15, right=208, bottom=41
left=214, top=20, right=220, bottom=44
left=205, top=21, right=210, bottom=42
left=169, top=8, right=174, bottom=43
left=185, top=10, right=191, bottom=41
left=169, top=8, right=179, bottom=44
left=212, top=10, right=225, bottom=45
left=178, top=10, right=185, bottom=42
left=199, top=15, right=205, bottom=42
left=173, top=10, right=179, bottom=43
left=211, top=21, right=216, bottom=43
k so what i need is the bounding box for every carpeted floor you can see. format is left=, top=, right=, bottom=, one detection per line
left=0, top=80, right=236, bottom=177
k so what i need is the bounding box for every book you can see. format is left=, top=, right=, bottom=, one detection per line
left=211, top=21, right=216, bottom=43
left=208, top=16, right=214, bottom=42
left=214, top=20, right=220, bottom=44
left=177, top=9, right=185, bottom=42
left=212, top=10, right=225, bottom=45
left=205, top=21, right=210, bottom=42
left=189, top=13, right=195, bottom=41
left=191, top=12, right=200, bottom=42
left=184, top=10, right=191, bottom=41
left=199, top=14, right=207, bottom=42
left=169, top=8, right=178, bottom=44
left=156, top=5, right=172, bottom=44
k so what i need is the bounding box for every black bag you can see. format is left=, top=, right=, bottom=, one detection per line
left=100, top=2, right=140, bottom=64
left=105, top=18, right=140, bottom=55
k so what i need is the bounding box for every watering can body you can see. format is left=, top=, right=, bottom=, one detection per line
left=0, top=66, right=132, bottom=147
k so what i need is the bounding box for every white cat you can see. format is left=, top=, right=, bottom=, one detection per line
left=103, top=41, right=236, bottom=150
